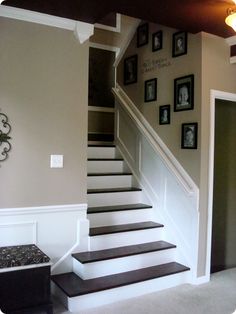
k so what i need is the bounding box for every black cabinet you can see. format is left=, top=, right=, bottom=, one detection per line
left=0, top=245, right=52, bottom=314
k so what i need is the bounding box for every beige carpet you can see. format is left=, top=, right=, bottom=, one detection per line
left=54, top=268, right=236, bottom=314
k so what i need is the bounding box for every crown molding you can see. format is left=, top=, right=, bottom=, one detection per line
left=0, top=5, right=94, bottom=43
left=225, top=35, right=236, bottom=45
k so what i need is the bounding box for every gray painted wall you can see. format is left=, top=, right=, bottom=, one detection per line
left=0, top=17, right=89, bottom=208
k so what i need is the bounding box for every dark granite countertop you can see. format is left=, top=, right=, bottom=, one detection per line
left=0, top=244, right=50, bottom=269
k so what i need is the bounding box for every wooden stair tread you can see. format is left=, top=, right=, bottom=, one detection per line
left=89, top=221, right=163, bottom=236
left=51, top=262, right=190, bottom=297
left=88, top=133, right=114, bottom=142
left=87, top=187, right=142, bottom=194
left=88, top=172, right=132, bottom=177
left=88, top=158, right=123, bottom=161
left=72, top=241, right=176, bottom=264
left=87, top=203, right=152, bottom=214
left=88, top=144, right=116, bottom=147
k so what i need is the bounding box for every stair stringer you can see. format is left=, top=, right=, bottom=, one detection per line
left=114, top=93, right=200, bottom=283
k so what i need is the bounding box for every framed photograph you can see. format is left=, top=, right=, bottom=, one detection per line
left=145, top=78, right=157, bottom=102
left=152, top=30, right=163, bottom=52
left=174, top=74, right=194, bottom=111
left=181, top=123, right=198, bottom=149
left=172, top=31, right=187, bottom=57
left=123, top=55, right=138, bottom=85
left=137, top=23, right=149, bottom=47
left=159, top=105, right=170, bottom=125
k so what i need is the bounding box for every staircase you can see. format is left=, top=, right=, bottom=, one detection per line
left=51, top=141, right=190, bottom=312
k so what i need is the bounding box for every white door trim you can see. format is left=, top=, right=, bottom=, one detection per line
left=206, top=89, right=236, bottom=277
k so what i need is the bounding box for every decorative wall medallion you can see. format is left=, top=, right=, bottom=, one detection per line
left=0, top=110, right=12, bottom=161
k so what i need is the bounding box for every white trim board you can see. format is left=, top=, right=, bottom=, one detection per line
left=0, top=5, right=94, bottom=43
left=0, top=203, right=87, bottom=216
left=206, top=90, right=236, bottom=279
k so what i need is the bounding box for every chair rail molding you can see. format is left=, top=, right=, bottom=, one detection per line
left=0, top=5, right=94, bottom=44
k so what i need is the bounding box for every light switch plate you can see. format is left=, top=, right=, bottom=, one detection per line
left=50, top=155, right=63, bottom=168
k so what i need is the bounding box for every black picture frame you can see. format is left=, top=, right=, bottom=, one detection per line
left=137, top=23, right=149, bottom=47
left=123, top=55, right=138, bottom=85
left=152, top=30, right=163, bottom=52
left=145, top=78, right=157, bottom=102
left=172, top=31, right=187, bottom=58
left=181, top=123, right=198, bottom=149
left=159, top=105, right=170, bottom=125
left=174, top=74, right=194, bottom=111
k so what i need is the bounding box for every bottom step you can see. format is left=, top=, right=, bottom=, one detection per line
left=52, top=263, right=190, bottom=312
left=52, top=262, right=189, bottom=297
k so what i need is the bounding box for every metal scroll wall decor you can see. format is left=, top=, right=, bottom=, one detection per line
left=0, top=110, right=12, bottom=161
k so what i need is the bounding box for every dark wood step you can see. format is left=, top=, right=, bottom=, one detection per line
left=88, top=158, right=123, bottom=161
left=87, top=187, right=142, bottom=194
left=89, top=221, right=163, bottom=236
left=88, top=133, right=114, bottom=142
left=88, top=144, right=116, bottom=147
left=87, top=203, right=152, bottom=214
left=72, top=241, right=176, bottom=264
left=88, top=172, right=132, bottom=177
left=51, top=262, right=190, bottom=297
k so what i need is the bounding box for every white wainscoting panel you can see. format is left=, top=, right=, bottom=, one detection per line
left=0, top=204, right=88, bottom=274
left=0, top=221, right=37, bottom=246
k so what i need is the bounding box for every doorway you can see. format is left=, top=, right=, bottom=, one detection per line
left=210, top=95, right=236, bottom=273
left=88, top=45, right=117, bottom=142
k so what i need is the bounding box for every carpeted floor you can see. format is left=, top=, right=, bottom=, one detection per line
left=54, top=268, right=236, bottom=314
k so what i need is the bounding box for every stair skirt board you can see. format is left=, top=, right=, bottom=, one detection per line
left=87, top=174, right=133, bottom=189
left=52, top=270, right=190, bottom=312
left=88, top=191, right=143, bottom=207
left=73, top=249, right=176, bottom=279
left=89, top=228, right=164, bottom=250
left=88, top=208, right=154, bottom=227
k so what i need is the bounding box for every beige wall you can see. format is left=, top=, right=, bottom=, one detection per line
left=198, top=33, right=236, bottom=276
left=117, top=23, right=202, bottom=185
left=0, top=18, right=89, bottom=208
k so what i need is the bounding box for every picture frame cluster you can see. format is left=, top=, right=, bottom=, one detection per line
left=123, top=22, right=198, bottom=149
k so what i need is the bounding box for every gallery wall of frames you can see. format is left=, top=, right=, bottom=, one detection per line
left=123, top=22, right=198, bottom=150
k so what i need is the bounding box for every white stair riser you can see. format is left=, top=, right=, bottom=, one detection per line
left=88, top=147, right=116, bottom=159
left=89, top=228, right=163, bottom=250
left=53, top=271, right=190, bottom=312
left=88, top=160, right=124, bottom=173
left=88, top=209, right=153, bottom=227
left=87, top=175, right=132, bottom=189
left=88, top=191, right=142, bottom=207
left=73, top=249, right=176, bottom=279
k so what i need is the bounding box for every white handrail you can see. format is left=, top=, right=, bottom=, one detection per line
left=113, top=84, right=199, bottom=199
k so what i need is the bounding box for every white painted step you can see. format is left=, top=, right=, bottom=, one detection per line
left=73, top=248, right=176, bottom=279
left=88, top=146, right=116, bottom=159
left=88, top=208, right=153, bottom=227
left=52, top=271, right=190, bottom=312
left=87, top=190, right=143, bottom=207
left=89, top=228, right=164, bottom=250
left=87, top=160, right=124, bottom=173
left=87, top=174, right=132, bottom=189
